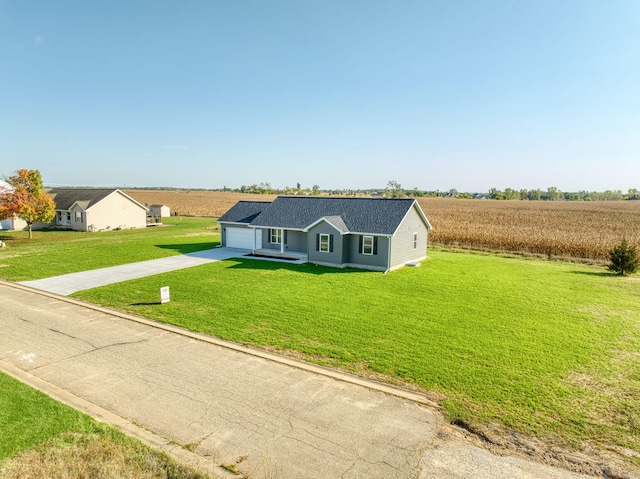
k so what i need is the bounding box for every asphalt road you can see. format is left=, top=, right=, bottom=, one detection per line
left=1, top=281, right=593, bottom=479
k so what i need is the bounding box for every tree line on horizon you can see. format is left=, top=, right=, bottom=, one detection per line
left=208, top=182, right=640, bottom=201
left=43, top=180, right=640, bottom=201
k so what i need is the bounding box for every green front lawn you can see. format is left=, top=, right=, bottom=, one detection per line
left=0, top=217, right=216, bottom=281
left=74, top=251, right=640, bottom=455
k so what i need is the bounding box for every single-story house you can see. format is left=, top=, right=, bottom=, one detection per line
left=48, top=188, right=148, bottom=232
left=218, top=196, right=432, bottom=272
left=148, top=204, right=171, bottom=218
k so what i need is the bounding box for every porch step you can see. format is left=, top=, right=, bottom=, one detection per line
left=251, top=250, right=307, bottom=261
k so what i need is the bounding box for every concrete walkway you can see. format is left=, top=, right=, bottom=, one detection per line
left=19, top=248, right=248, bottom=295
left=0, top=281, right=596, bottom=479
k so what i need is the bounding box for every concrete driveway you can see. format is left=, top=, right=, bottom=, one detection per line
left=0, top=281, right=594, bottom=479
left=18, top=247, right=247, bottom=295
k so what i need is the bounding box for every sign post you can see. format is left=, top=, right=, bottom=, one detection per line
left=160, top=286, right=170, bottom=304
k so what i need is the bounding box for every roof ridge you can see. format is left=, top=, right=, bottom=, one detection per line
left=275, top=195, right=414, bottom=200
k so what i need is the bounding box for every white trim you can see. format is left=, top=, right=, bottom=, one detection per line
left=75, top=189, right=148, bottom=213
left=319, top=233, right=331, bottom=253
left=68, top=202, right=88, bottom=213
left=391, top=200, right=432, bottom=236
left=303, top=217, right=346, bottom=234
left=255, top=225, right=305, bottom=232
left=269, top=228, right=282, bottom=244
left=362, top=235, right=374, bottom=255
left=349, top=231, right=385, bottom=237
left=386, top=235, right=392, bottom=273
left=58, top=189, right=149, bottom=215
left=219, top=221, right=255, bottom=226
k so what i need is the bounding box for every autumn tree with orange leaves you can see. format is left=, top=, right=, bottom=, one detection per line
left=0, top=169, right=55, bottom=239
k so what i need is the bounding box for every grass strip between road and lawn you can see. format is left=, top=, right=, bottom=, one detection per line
left=73, top=249, right=640, bottom=458
left=0, top=372, right=207, bottom=478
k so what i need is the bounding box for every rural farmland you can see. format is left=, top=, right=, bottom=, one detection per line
left=125, top=190, right=640, bottom=262
left=2, top=196, right=639, bottom=476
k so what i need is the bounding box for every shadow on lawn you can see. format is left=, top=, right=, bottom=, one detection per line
left=155, top=242, right=218, bottom=255
left=569, top=270, right=615, bottom=278
left=227, top=256, right=374, bottom=276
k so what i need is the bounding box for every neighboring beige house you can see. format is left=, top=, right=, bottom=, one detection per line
left=149, top=204, right=171, bottom=218
left=49, top=188, right=148, bottom=232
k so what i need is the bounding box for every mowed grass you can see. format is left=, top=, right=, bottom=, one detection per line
left=0, top=372, right=95, bottom=461
left=0, top=373, right=206, bottom=478
left=0, top=217, right=216, bottom=282
left=74, top=251, right=640, bottom=454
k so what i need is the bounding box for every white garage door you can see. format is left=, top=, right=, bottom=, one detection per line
left=226, top=227, right=256, bottom=249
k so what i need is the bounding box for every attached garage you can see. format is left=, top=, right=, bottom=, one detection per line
left=218, top=201, right=270, bottom=250
left=225, top=226, right=258, bottom=250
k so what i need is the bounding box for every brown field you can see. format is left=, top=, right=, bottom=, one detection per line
left=126, top=190, right=640, bottom=262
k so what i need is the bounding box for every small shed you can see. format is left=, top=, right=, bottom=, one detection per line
left=0, top=217, right=28, bottom=231
left=149, top=204, right=171, bottom=218
left=0, top=180, right=29, bottom=231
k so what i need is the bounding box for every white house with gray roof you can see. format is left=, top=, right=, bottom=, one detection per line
left=49, top=188, right=148, bottom=232
left=218, top=196, right=432, bottom=272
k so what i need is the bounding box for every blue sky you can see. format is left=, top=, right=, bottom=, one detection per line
left=1, top=1, right=639, bottom=192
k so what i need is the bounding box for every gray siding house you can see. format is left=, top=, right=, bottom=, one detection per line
left=218, top=196, right=432, bottom=272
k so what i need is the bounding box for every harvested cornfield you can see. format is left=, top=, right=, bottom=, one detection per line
left=418, top=198, right=640, bottom=261
left=125, top=190, right=640, bottom=261
left=125, top=190, right=277, bottom=217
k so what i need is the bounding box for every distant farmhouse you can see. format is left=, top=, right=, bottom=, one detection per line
left=218, top=196, right=432, bottom=272
left=49, top=188, right=148, bottom=232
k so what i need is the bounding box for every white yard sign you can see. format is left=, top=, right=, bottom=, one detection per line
left=160, top=286, right=170, bottom=304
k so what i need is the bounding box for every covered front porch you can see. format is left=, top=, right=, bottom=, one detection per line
left=251, top=226, right=308, bottom=260
left=250, top=248, right=308, bottom=262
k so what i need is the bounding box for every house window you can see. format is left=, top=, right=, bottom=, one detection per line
left=66, top=212, right=71, bottom=222
left=363, top=235, right=374, bottom=255
left=413, top=232, right=418, bottom=249
left=315, top=233, right=333, bottom=252
left=319, top=234, right=330, bottom=253
left=75, top=211, right=83, bottom=223
left=270, top=228, right=282, bottom=244
left=359, top=235, right=378, bottom=255
left=57, top=212, right=62, bottom=223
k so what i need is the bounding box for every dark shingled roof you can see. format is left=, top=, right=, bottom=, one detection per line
left=218, top=201, right=272, bottom=224
left=48, top=188, right=146, bottom=211
left=248, top=196, right=426, bottom=235
left=48, top=188, right=119, bottom=210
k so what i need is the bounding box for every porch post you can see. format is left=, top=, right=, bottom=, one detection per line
left=252, top=227, right=256, bottom=253
left=281, top=229, right=285, bottom=253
